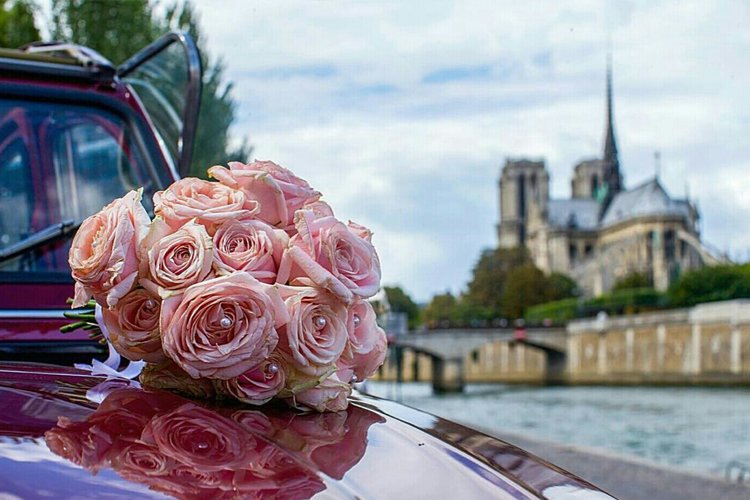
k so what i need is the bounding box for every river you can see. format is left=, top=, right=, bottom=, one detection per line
left=364, top=382, right=750, bottom=478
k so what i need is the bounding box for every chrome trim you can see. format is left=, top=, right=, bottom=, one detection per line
left=0, top=309, right=68, bottom=319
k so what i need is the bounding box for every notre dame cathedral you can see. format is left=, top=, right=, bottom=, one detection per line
left=497, top=64, right=721, bottom=297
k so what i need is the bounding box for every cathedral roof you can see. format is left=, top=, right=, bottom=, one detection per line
left=600, top=178, right=692, bottom=227
left=548, top=199, right=600, bottom=230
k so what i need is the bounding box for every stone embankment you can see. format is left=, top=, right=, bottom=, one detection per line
left=479, top=427, right=750, bottom=500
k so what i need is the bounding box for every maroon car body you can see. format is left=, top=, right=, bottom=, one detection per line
left=0, top=361, right=612, bottom=499
left=0, top=34, right=200, bottom=361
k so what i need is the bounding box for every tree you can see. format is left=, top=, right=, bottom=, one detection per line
left=500, top=264, right=550, bottom=319
left=465, top=246, right=531, bottom=316
left=50, top=0, right=250, bottom=177
left=668, top=263, right=750, bottom=307
left=0, top=0, right=39, bottom=48
left=546, top=272, right=578, bottom=301
left=422, top=292, right=457, bottom=327
left=383, top=286, right=420, bottom=329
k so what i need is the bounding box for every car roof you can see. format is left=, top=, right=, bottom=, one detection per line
left=0, top=361, right=611, bottom=499
left=0, top=43, right=116, bottom=82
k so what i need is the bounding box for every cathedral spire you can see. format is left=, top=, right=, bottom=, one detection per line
left=602, top=51, right=622, bottom=200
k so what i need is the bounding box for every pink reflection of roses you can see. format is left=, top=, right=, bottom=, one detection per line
left=208, top=160, right=320, bottom=229
left=337, top=300, right=388, bottom=383
left=212, top=219, right=287, bottom=283
left=140, top=219, right=214, bottom=297
left=153, top=177, right=258, bottom=232
left=101, top=288, right=163, bottom=363
left=277, top=286, right=348, bottom=378
left=68, top=189, right=150, bottom=308
left=218, top=355, right=287, bottom=405
left=160, top=272, right=288, bottom=380
left=44, top=387, right=385, bottom=499
left=141, top=403, right=256, bottom=472
left=293, top=373, right=352, bottom=413
left=277, top=211, right=381, bottom=303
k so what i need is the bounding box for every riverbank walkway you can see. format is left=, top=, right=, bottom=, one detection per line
left=477, top=427, right=750, bottom=500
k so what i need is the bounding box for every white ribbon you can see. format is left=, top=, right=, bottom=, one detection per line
left=74, top=304, right=146, bottom=383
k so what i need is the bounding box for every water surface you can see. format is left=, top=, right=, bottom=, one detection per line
left=365, top=382, right=750, bottom=477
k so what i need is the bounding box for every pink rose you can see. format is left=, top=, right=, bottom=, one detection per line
left=153, top=177, right=258, bottom=232
left=160, top=272, right=288, bottom=379
left=69, top=189, right=150, bottom=308
left=293, top=373, right=351, bottom=412
left=208, top=160, right=320, bottom=229
left=218, top=355, right=286, bottom=405
left=101, top=288, right=164, bottom=363
left=112, top=443, right=175, bottom=480
left=277, top=286, right=348, bottom=377
left=212, top=219, right=287, bottom=283
left=141, top=403, right=257, bottom=472
left=277, top=211, right=381, bottom=303
left=302, top=200, right=334, bottom=220
left=140, top=219, right=214, bottom=297
left=337, top=300, right=387, bottom=383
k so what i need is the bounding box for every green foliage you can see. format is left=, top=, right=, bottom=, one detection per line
left=50, top=0, right=250, bottom=178
left=526, top=288, right=667, bottom=323
left=613, top=271, right=652, bottom=291
left=51, top=0, right=158, bottom=64
left=546, top=272, right=578, bottom=301
left=668, top=263, right=750, bottom=307
left=0, top=0, right=39, bottom=48
left=421, top=292, right=457, bottom=326
left=383, top=285, right=420, bottom=329
left=465, top=246, right=531, bottom=314
left=525, top=297, right=580, bottom=323
left=499, top=263, right=549, bottom=319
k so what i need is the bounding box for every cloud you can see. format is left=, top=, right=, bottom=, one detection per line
left=192, top=0, right=750, bottom=301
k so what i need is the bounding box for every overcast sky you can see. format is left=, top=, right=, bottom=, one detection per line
left=186, top=0, right=750, bottom=302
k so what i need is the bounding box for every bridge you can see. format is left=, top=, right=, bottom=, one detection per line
left=390, top=328, right=567, bottom=393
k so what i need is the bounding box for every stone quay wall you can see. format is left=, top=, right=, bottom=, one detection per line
left=373, top=299, right=750, bottom=385
left=567, top=299, right=750, bottom=384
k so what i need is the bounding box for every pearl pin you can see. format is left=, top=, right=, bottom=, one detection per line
left=350, top=374, right=358, bottom=383
left=313, top=315, right=327, bottom=329
left=267, top=363, right=279, bottom=374
left=353, top=314, right=361, bottom=327
left=220, top=317, right=232, bottom=328
left=145, top=299, right=156, bottom=309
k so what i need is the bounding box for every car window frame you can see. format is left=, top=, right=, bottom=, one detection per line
left=0, top=82, right=173, bottom=284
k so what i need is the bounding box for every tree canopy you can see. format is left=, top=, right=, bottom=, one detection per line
left=383, top=286, right=420, bottom=329
left=0, top=0, right=39, bottom=48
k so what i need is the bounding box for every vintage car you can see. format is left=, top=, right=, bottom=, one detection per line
left=0, top=32, right=200, bottom=362
left=0, top=34, right=613, bottom=498
left=0, top=361, right=613, bottom=498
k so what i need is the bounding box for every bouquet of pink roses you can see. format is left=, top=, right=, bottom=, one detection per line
left=66, top=160, right=386, bottom=412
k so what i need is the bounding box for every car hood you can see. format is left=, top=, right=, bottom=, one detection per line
left=0, top=362, right=611, bottom=499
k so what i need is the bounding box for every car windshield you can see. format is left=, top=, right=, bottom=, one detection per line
left=0, top=98, right=160, bottom=276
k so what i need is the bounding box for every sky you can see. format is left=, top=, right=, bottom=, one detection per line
left=185, top=0, right=750, bottom=302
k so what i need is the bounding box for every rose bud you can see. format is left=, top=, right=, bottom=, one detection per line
left=337, top=300, right=387, bottom=383
left=69, top=189, right=150, bottom=308
left=160, top=272, right=288, bottom=380
left=140, top=219, right=213, bottom=297
left=277, top=211, right=381, bottom=303
left=212, top=219, right=287, bottom=283
left=100, top=288, right=164, bottom=363
left=277, top=286, right=348, bottom=377
left=153, top=177, right=258, bottom=233
left=208, top=160, right=320, bottom=230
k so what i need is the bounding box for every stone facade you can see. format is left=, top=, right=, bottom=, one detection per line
left=497, top=66, right=717, bottom=296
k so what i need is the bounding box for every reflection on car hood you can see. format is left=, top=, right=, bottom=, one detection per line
left=0, top=362, right=613, bottom=499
